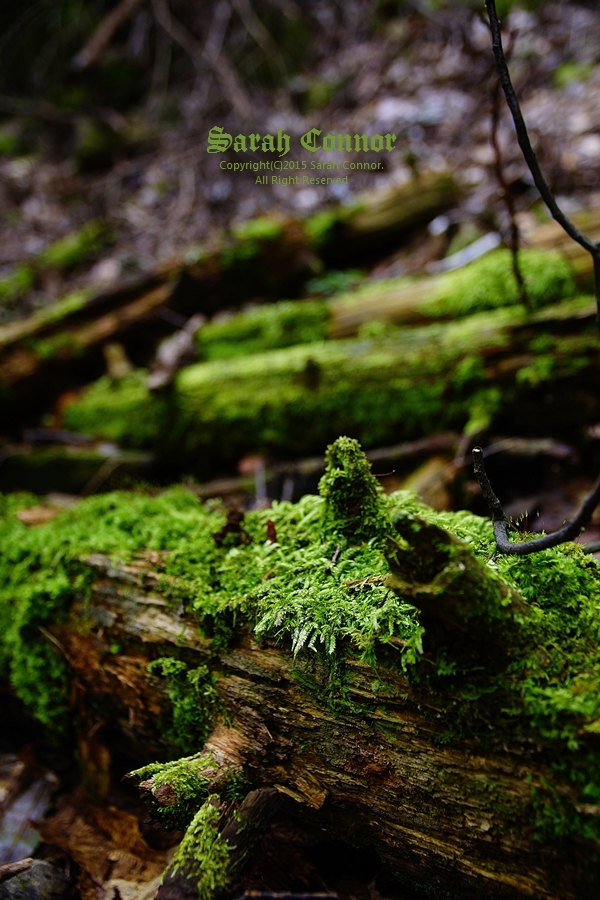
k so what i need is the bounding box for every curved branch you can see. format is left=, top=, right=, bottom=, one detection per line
left=484, top=0, right=600, bottom=320
left=472, top=447, right=600, bottom=555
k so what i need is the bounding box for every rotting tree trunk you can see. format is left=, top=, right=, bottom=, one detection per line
left=4, top=439, right=599, bottom=899
left=47, top=545, right=599, bottom=900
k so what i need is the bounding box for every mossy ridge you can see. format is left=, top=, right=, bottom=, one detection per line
left=419, top=247, right=575, bottom=318
left=331, top=246, right=574, bottom=323
left=63, top=296, right=599, bottom=467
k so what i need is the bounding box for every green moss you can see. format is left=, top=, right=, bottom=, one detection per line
left=305, top=268, right=365, bottom=297
left=38, top=219, right=110, bottom=271
left=170, top=797, right=231, bottom=900
left=63, top=297, right=598, bottom=469
left=147, top=658, right=219, bottom=754
left=553, top=60, right=594, bottom=89
left=132, top=753, right=215, bottom=831
left=420, top=248, right=574, bottom=318
left=220, top=217, right=283, bottom=268
left=63, top=370, right=170, bottom=448
left=318, top=436, right=390, bottom=541
left=197, top=300, right=329, bottom=360
left=0, top=265, right=35, bottom=306
left=0, top=124, right=22, bottom=157
left=230, top=218, right=283, bottom=244
left=304, top=206, right=354, bottom=247
left=4, top=440, right=600, bottom=846
left=0, top=487, right=224, bottom=733
left=31, top=331, right=81, bottom=361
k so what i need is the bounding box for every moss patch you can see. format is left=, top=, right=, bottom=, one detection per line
left=420, top=248, right=574, bottom=317
left=169, top=797, right=231, bottom=900
left=196, top=299, right=329, bottom=361
left=38, top=219, right=110, bottom=272
left=147, top=658, right=220, bottom=754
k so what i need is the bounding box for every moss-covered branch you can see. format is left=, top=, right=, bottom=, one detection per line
left=63, top=293, right=599, bottom=473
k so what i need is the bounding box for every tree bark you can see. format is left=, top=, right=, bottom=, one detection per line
left=47, top=546, right=599, bottom=900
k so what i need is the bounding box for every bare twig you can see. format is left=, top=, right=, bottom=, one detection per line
left=489, top=28, right=527, bottom=306
left=484, top=0, right=600, bottom=319
left=475, top=1, right=600, bottom=554
left=0, top=859, right=34, bottom=883
left=473, top=447, right=600, bottom=554
left=72, top=0, right=147, bottom=71
left=151, top=0, right=253, bottom=116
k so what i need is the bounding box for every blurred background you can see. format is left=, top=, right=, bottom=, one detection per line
left=1, top=0, right=600, bottom=525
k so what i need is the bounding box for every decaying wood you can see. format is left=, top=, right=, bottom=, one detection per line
left=47, top=540, right=598, bottom=900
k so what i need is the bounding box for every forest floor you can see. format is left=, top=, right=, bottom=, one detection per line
left=2, top=3, right=600, bottom=899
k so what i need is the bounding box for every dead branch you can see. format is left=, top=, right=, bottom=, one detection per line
left=489, top=28, right=527, bottom=305
left=72, top=0, right=147, bottom=71
left=484, top=0, right=600, bottom=315
left=151, top=0, right=253, bottom=117
left=473, top=446, right=600, bottom=554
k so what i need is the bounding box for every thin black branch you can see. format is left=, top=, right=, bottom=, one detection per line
left=475, top=1, right=600, bottom=555
left=485, top=0, right=600, bottom=319
left=473, top=447, right=600, bottom=554
left=489, top=28, right=527, bottom=306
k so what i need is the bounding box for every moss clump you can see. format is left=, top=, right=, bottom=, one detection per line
left=0, top=488, right=224, bottom=734
left=63, top=369, right=170, bottom=449
left=304, top=206, right=355, bottom=247
left=170, top=798, right=231, bottom=900
left=319, top=436, right=390, bottom=541
left=147, top=658, right=219, bottom=754
left=196, top=300, right=329, bottom=361
left=132, top=753, right=216, bottom=831
left=38, top=219, right=110, bottom=271
left=4, top=439, right=600, bottom=846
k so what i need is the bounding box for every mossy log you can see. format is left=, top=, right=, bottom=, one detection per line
left=0, top=175, right=459, bottom=420
left=63, top=295, right=600, bottom=475
left=2, top=440, right=600, bottom=898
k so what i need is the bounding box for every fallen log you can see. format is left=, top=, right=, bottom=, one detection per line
left=62, top=295, right=600, bottom=476
left=0, top=174, right=459, bottom=421
left=2, top=439, right=600, bottom=898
